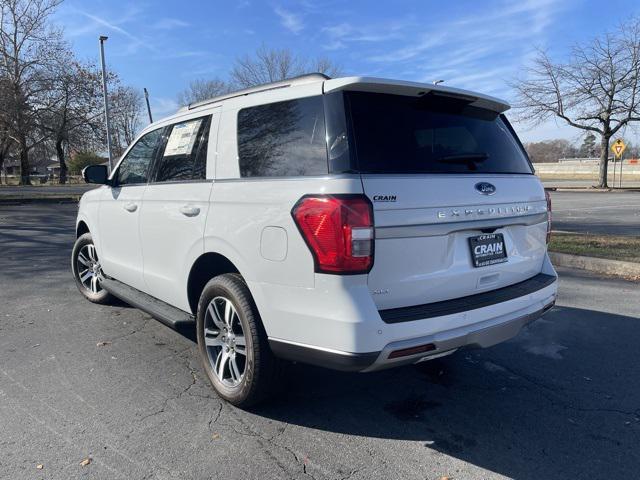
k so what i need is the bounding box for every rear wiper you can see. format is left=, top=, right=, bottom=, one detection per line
left=435, top=153, right=489, bottom=163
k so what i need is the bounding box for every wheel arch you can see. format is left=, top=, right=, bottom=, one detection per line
left=76, top=220, right=90, bottom=238
left=187, top=252, right=241, bottom=314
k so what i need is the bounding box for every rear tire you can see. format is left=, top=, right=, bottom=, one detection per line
left=196, top=273, right=282, bottom=407
left=71, top=233, right=113, bottom=304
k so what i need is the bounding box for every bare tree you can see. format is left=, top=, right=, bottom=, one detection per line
left=177, top=78, right=230, bottom=105
left=230, top=45, right=342, bottom=88
left=524, top=139, right=579, bottom=163
left=513, top=18, right=640, bottom=188
left=41, top=56, right=103, bottom=183
left=0, top=129, right=13, bottom=184
left=0, top=0, right=64, bottom=184
left=0, top=75, right=13, bottom=183
left=110, top=85, right=143, bottom=157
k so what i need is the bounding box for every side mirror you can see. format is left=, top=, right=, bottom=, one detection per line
left=82, top=165, right=109, bottom=185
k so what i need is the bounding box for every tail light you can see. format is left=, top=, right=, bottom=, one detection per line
left=545, top=190, right=552, bottom=244
left=292, top=195, right=374, bottom=274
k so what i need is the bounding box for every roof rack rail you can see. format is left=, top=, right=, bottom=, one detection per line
left=182, top=73, right=331, bottom=112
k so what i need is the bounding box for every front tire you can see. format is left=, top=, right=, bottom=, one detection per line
left=196, top=274, right=282, bottom=407
left=71, top=233, right=113, bottom=304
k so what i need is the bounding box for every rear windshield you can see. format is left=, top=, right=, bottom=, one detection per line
left=342, top=91, right=532, bottom=175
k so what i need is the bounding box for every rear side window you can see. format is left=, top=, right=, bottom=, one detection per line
left=344, top=91, right=532, bottom=175
left=154, top=116, right=211, bottom=182
left=117, top=128, right=163, bottom=185
left=237, top=96, right=327, bottom=177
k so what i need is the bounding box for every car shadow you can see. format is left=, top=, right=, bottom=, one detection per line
left=242, top=306, right=640, bottom=480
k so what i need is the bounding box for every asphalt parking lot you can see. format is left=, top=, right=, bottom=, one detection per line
left=0, top=184, right=96, bottom=196
left=550, top=190, right=640, bottom=236
left=1, top=203, right=639, bottom=480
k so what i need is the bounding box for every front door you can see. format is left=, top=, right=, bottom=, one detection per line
left=98, top=128, right=163, bottom=290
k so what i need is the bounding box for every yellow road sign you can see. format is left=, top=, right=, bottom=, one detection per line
left=611, top=138, right=626, bottom=159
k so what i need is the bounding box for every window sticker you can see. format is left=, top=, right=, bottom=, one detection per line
left=164, top=119, right=202, bottom=157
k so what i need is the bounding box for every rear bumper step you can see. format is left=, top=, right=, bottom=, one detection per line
left=379, top=273, right=557, bottom=324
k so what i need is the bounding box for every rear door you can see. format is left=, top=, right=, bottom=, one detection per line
left=343, top=91, right=548, bottom=310
left=99, top=128, right=163, bottom=290
left=139, top=112, right=218, bottom=312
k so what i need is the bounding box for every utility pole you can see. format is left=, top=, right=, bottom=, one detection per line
left=99, top=36, right=114, bottom=173
left=143, top=88, right=153, bottom=124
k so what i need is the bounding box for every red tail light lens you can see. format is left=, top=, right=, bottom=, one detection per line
left=292, top=195, right=374, bottom=274
left=545, top=190, right=552, bottom=244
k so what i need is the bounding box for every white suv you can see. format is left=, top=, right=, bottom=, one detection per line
left=73, top=74, right=557, bottom=406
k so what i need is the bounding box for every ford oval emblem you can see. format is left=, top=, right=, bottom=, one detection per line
left=475, top=182, right=496, bottom=195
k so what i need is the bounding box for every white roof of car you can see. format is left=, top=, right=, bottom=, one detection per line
left=177, top=73, right=509, bottom=114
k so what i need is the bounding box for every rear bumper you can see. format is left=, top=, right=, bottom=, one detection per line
left=255, top=252, right=558, bottom=371
left=266, top=269, right=558, bottom=372
left=269, top=293, right=556, bottom=372
left=363, top=297, right=555, bottom=371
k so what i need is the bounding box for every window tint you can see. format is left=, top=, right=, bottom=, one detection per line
left=344, top=91, right=532, bottom=175
left=117, top=128, right=163, bottom=185
left=237, top=96, right=328, bottom=177
left=154, top=116, right=211, bottom=183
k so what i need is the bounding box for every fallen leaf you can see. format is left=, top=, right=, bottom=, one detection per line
left=96, top=341, right=112, bottom=347
left=36, top=464, right=44, bottom=470
left=212, top=433, right=220, bottom=440
left=80, top=457, right=91, bottom=466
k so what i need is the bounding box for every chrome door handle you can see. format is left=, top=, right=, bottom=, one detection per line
left=123, top=202, right=138, bottom=212
left=179, top=205, right=200, bottom=217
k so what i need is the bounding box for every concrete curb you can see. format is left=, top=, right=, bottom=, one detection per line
left=0, top=196, right=80, bottom=205
left=549, top=252, right=640, bottom=280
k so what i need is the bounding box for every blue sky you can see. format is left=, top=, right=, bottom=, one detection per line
left=55, top=0, right=640, bottom=143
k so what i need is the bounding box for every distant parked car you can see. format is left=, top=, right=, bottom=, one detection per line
left=72, top=74, right=558, bottom=407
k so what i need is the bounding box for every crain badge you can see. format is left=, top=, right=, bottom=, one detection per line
left=475, top=182, right=496, bottom=195
left=373, top=195, right=397, bottom=202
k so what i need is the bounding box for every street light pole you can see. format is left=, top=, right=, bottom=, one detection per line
left=99, top=36, right=114, bottom=173
left=143, top=88, right=153, bottom=124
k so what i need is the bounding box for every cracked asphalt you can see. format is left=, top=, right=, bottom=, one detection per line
left=1, top=203, right=639, bottom=480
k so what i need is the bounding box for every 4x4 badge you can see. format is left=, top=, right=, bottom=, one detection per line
left=475, top=182, right=496, bottom=195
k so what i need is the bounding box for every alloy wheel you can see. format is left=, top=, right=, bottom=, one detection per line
left=76, top=244, right=103, bottom=294
left=203, top=296, right=247, bottom=387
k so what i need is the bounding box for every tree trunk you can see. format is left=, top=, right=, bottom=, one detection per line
left=55, top=138, right=67, bottom=184
left=597, top=133, right=610, bottom=188
left=19, top=139, right=31, bottom=186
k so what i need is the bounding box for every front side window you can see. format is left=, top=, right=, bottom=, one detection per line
left=237, top=96, right=328, bottom=177
left=116, top=128, right=163, bottom=185
left=154, top=116, right=211, bottom=182
left=344, top=91, right=533, bottom=175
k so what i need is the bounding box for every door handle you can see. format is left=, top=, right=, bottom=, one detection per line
left=179, top=205, right=200, bottom=217
left=123, top=202, right=138, bottom=213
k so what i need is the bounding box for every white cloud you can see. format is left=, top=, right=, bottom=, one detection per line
left=151, top=97, right=180, bottom=119
left=322, top=18, right=415, bottom=51
left=273, top=6, right=304, bottom=34
left=152, top=18, right=190, bottom=30
left=355, top=0, right=568, bottom=102
left=76, top=10, right=159, bottom=55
